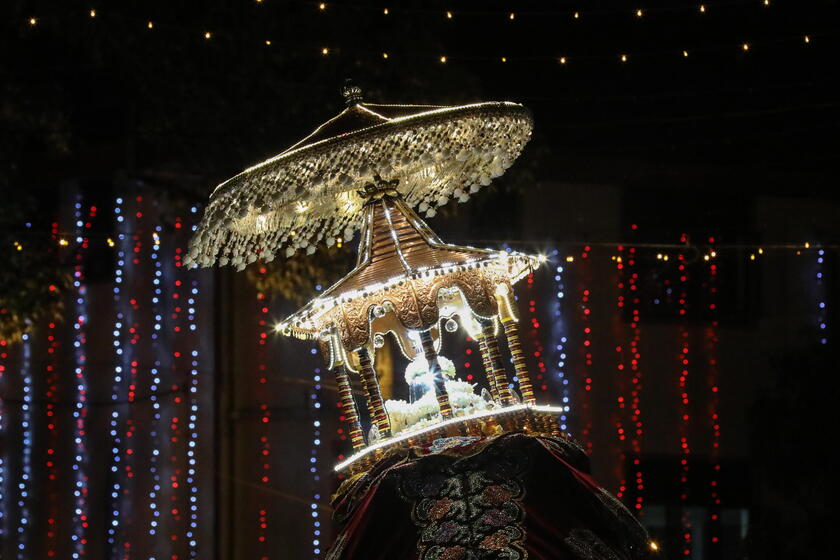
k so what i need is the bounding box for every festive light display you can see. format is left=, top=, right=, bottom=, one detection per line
left=147, top=223, right=163, bottom=544
left=309, top=345, right=324, bottom=558
left=0, top=339, right=6, bottom=540
left=256, top=277, right=271, bottom=554
left=107, top=196, right=128, bottom=552
left=676, top=237, right=693, bottom=557
left=551, top=254, right=570, bottom=432
left=525, top=272, right=549, bottom=396
left=816, top=248, right=828, bottom=345
left=0, top=339, right=6, bottom=541
left=21, top=4, right=823, bottom=75
left=626, top=245, right=645, bottom=515
left=16, top=333, right=33, bottom=559
left=186, top=208, right=202, bottom=558
left=705, top=236, right=722, bottom=551
left=70, top=199, right=91, bottom=558
left=577, top=245, right=594, bottom=453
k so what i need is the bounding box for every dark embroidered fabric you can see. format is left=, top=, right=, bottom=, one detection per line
left=325, top=432, right=652, bottom=560
left=398, top=437, right=530, bottom=559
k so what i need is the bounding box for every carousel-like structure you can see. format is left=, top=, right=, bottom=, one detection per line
left=187, top=82, right=652, bottom=559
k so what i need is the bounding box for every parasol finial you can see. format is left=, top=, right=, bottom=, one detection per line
left=342, top=79, right=364, bottom=107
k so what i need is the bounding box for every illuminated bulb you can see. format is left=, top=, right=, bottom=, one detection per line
left=805, top=242, right=810, bottom=248
left=804, top=35, right=810, bottom=43
left=319, top=2, right=326, bottom=10
left=758, top=248, right=764, bottom=254
left=383, top=7, right=389, bottom=15
left=763, top=0, right=769, bottom=5
left=656, top=253, right=663, bottom=260
left=29, top=17, right=38, bottom=25
left=440, top=55, right=447, bottom=63
left=59, top=238, right=69, bottom=246
left=107, top=237, right=115, bottom=247
left=710, top=251, right=717, bottom=257
left=704, top=255, right=710, bottom=261
left=509, top=12, right=515, bottom=20
left=265, top=40, right=271, bottom=46
left=559, top=56, right=567, bottom=64
left=322, top=47, right=329, bottom=55
left=683, top=50, right=689, bottom=57
left=566, top=256, right=574, bottom=262
left=573, top=11, right=579, bottom=19
left=147, top=20, right=154, bottom=29
left=446, top=11, right=452, bottom=19
left=636, top=9, right=643, bottom=17
left=89, top=9, right=96, bottom=18
left=699, top=4, right=706, bottom=12
left=742, top=43, right=749, bottom=51
left=621, top=54, right=628, bottom=62
left=501, top=56, right=507, bottom=63
left=204, top=31, right=212, bottom=39
left=382, top=52, right=388, bottom=59
left=663, top=255, right=669, bottom=261
left=750, top=254, right=755, bottom=261
left=650, top=540, right=659, bottom=552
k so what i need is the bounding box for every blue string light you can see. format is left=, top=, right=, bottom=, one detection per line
left=16, top=332, right=32, bottom=559
left=0, top=337, right=8, bottom=541
left=816, top=248, right=828, bottom=345
left=71, top=198, right=90, bottom=558
left=310, top=344, right=323, bottom=558
left=147, top=225, right=163, bottom=548
left=551, top=251, right=569, bottom=432
left=186, top=205, right=201, bottom=557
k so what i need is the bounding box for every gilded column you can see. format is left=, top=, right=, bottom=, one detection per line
left=496, top=285, right=536, bottom=404
left=334, top=363, right=366, bottom=450
left=418, top=329, right=454, bottom=419
left=480, top=318, right=514, bottom=404
left=356, top=347, right=391, bottom=437
left=476, top=333, right=500, bottom=400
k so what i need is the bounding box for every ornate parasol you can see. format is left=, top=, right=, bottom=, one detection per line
left=185, top=81, right=533, bottom=269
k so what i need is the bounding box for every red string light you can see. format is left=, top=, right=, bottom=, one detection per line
left=677, top=234, right=693, bottom=557
left=705, top=236, right=722, bottom=549
left=256, top=269, right=271, bottom=554
left=578, top=245, right=594, bottom=453
left=526, top=273, right=549, bottom=396
left=626, top=245, right=645, bottom=515
left=45, top=320, right=59, bottom=557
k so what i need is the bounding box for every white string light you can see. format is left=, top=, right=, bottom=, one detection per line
left=185, top=206, right=202, bottom=558
left=16, top=332, right=33, bottom=559
left=309, top=345, right=323, bottom=558
left=147, top=225, right=163, bottom=546
left=70, top=197, right=90, bottom=558
left=816, top=248, right=828, bottom=345
left=552, top=253, right=570, bottom=432
left=107, top=196, right=128, bottom=551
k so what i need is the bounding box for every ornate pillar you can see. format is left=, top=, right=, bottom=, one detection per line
left=496, top=285, right=536, bottom=405
left=417, top=330, right=454, bottom=419
left=334, top=364, right=366, bottom=450
left=476, top=333, right=499, bottom=400
left=356, top=347, right=391, bottom=437
left=479, top=318, right=514, bottom=404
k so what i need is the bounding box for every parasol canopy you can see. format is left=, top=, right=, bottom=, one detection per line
left=185, top=83, right=533, bottom=269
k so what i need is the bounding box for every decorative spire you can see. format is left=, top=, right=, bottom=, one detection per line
left=342, top=78, right=363, bottom=107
